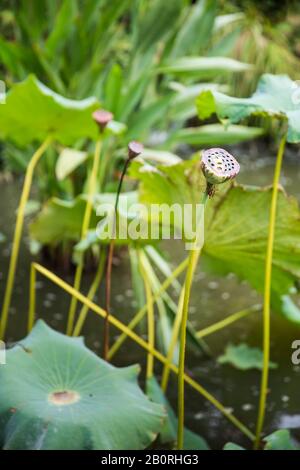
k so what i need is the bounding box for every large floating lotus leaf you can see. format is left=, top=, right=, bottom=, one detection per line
left=0, top=75, right=99, bottom=146
left=196, top=74, right=300, bottom=143
left=130, top=159, right=300, bottom=322
left=0, top=321, right=165, bottom=450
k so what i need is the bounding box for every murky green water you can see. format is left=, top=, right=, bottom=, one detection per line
left=1, top=144, right=300, bottom=449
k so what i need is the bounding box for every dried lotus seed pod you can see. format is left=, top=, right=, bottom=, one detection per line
left=201, top=148, right=240, bottom=185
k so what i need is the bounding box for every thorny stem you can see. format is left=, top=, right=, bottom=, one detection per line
left=0, top=137, right=52, bottom=339
left=254, top=133, right=287, bottom=449
left=177, top=191, right=209, bottom=450
left=66, top=139, right=102, bottom=336
left=103, top=158, right=130, bottom=359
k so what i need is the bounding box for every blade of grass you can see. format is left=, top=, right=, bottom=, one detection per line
left=139, top=249, right=155, bottom=379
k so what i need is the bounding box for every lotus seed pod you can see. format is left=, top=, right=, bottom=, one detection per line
left=92, top=109, right=113, bottom=131
left=201, top=148, right=240, bottom=185
left=128, top=141, right=144, bottom=160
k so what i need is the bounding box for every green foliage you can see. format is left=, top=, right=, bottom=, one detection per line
left=218, top=343, right=278, bottom=370
left=264, top=429, right=299, bottom=450
left=197, top=74, right=300, bottom=143
left=0, top=321, right=165, bottom=450
left=0, top=75, right=99, bottom=146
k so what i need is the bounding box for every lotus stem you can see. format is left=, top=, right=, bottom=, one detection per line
left=0, top=137, right=52, bottom=339
left=161, top=289, right=184, bottom=392
left=196, top=304, right=261, bottom=339
left=177, top=196, right=207, bottom=449
left=27, top=263, right=37, bottom=332
left=103, top=158, right=130, bottom=359
left=32, top=261, right=255, bottom=442
left=66, top=138, right=102, bottom=335
left=103, top=141, right=143, bottom=360
left=255, top=133, right=287, bottom=449
left=107, top=256, right=189, bottom=360
left=72, top=248, right=107, bottom=337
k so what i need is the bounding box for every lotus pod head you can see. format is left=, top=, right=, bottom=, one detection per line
left=201, top=148, right=240, bottom=185
left=92, top=109, right=113, bottom=131
left=128, top=141, right=144, bottom=160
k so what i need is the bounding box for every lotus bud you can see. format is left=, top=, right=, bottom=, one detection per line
left=128, top=141, right=144, bottom=160
left=92, top=109, right=113, bottom=132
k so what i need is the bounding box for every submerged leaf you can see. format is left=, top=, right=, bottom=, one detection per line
left=0, top=321, right=165, bottom=450
left=264, top=430, right=299, bottom=450
left=218, top=343, right=277, bottom=371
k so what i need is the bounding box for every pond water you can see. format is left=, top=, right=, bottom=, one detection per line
left=1, top=143, right=300, bottom=449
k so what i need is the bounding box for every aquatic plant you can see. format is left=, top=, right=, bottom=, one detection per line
left=197, top=73, right=300, bottom=448
left=0, top=321, right=164, bottom=450
left=0, top=76, right=99, bottom=339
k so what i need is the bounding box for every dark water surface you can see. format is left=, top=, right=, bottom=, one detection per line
left=1, top=145, right=300, bottom=449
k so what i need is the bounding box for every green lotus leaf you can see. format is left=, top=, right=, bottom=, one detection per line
left=218, top=343, right=277, bottom=371
left=0, top=321, right=165, bottom=450
left=196, top=74, right=300, bottom=143
left=0, top=75, right=99, bottom=146
left=130, top=159, right=300, bottom=323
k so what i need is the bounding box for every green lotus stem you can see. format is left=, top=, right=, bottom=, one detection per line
left=107, top=256, right=189, bottom=360
left=196, top=304, right=261, bottom=339
left=32, top=261, right=255, bottom=442
left=0, top=137, right=52, bottom=339
left=161, top=289, right=184, bottom=392
left=139, top=250, right=155, bottom=379
left=177, top=192, right=208, bottom=450
left=72, top=248, right=107, bottom=337
left=66, top=139, right=102, bottom=335
left=27, top=263, right=37, bottom=332
left=255, top=133, right=287, bottom=449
